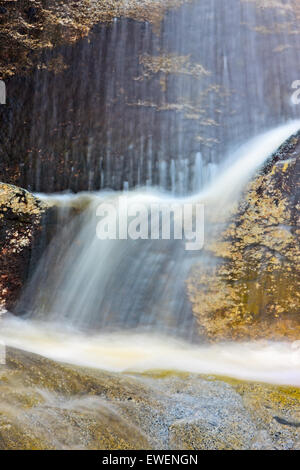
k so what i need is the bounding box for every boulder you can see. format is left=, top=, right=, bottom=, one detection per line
left=187, top=133, right=300, bottom=341
left=0, top=183, right=49, bottom=311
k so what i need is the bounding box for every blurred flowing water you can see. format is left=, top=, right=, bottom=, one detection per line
left=13, top=121, right=300, bottom=339
left=1, top=0, right=300, bottom=193
left=1, top=1, right=300, bottom=384
left=1, top=314, right=300, bottom=386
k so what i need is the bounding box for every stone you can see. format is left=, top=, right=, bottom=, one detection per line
left=0, top=183, right=49, bottom=311
left=187, top=132, right=300, bottom=341
left=0, top=348, right=299, bottom=450
left=0, top=0, right=190, bottom=80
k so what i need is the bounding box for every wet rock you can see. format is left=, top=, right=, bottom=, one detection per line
left=0, top=183, right=49, bottom=311
left=0, top=348, right=299, bottom=450
left=187, top=132, right=300, bottom=341
left=226, top=378, right=300, bottom=450
left=1, top=0, right=300, bottom=194
left=168, top=379, right=256, bottom=450
left=24, top=7, right=37, bottom=22
left=0, top=0, right=190, bottom=80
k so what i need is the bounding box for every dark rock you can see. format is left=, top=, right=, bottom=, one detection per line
left=0, top=183, right=49, bottom=311
left=274, top=417, right=300, bottom=428
left=24, top=7, right=37, bottom=22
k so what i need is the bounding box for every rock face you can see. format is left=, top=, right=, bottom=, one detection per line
left=0, top=183, right=49, bottom=311
left=187, top=134, right=300, bottom=341
left=2, top=0, right=300, bottom=194
left=0, top=0, right=189, bottom=79
left=0, top=348, right=299, bottom=450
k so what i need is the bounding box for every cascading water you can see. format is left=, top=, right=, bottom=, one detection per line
left=1, top=0, right=300, bottom=452
left=1, top=121, right=299, bottom=386
left=1, top=0, right=300, bottom=194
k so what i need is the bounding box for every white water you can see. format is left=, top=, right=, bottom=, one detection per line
left=1, top=315, right=300, bottom=386
left=197, top=120, right=300, bottom=205
left=4, top=121, right=300, bottom=386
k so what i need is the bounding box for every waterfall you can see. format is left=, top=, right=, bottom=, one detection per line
left=2, top=117, right=300, bottom=386
left=11, top=121, right=300, bottom=340
left=199, top=120, right=300, bottom=205
left=1, top=2, right=300, bottom=389
left=2, top=0, right=300, bottom=193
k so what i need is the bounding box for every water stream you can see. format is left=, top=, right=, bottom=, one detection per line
left=1, top=121, right=300, bottom=386
left=1, top=0, right=300, bottom=452
left=1, top=314, right=300, bottom=386
left=2, top=0, right=300, bottom=193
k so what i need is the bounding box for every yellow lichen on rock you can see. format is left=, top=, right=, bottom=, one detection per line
left=187, top=139, right=300, bottom=341
left=0, top=183, right=47, bottom=219
left=139, top=54, right=211, bottom=79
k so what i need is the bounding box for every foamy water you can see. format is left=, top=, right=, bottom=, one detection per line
left=197, top=120, right=300, bottom=205
left=1, top=315, right=299, bottom=386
